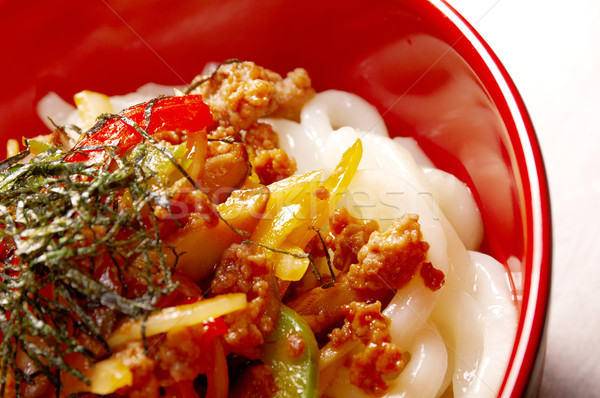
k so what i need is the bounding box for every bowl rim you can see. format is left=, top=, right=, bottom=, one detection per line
left=427, top=0, right=552, bottom=396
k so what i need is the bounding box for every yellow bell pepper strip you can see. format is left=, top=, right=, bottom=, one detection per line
left=67, top=310, right=230, bottom=395
left=249, top=170, right=323, bottom=280
left=286, top=138, right=363, bottom=248
left=250, top=139, right=363, bottom=281
left=107, top=292, right=247, bottom=348
left=263, top=305, right=319, bottom=398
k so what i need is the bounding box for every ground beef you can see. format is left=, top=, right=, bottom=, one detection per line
left=327, top=207, right=379, bottom=272
left=329, top=301, right=405, bottom=395
left=245, top=122, right=279, bottom=152
left=269, top=67, right=315, bottom=121
left=207, top=125, right=241, bottom=143
left=150, top=129, right=185, bottom=145
left=153, top=325, right=214, bottom=382
left=351, top=342, right=405, bottom=394
left=114, top=342, right=160, bottom=398
left=189, top=61, right=309, bottom=191
left=347, top=215, right=430, bottom=291
left=210, top=243, right=280, bottom=358
left=288, top=213, right=430, bottom=335
left=252, top=148, right=296, bottom=185
left=286, top=274, right=370, bottom=335
left=111, top=322, right=222, bottom=397
left=329, top=301, right=391, bottom=347
left=245, top=122, right=297, bottom=184
left=189, top=61, right=314, bottom=131
left=420, top=261, right=446, bottom=291
left=286, top=332, right=307, bottom=358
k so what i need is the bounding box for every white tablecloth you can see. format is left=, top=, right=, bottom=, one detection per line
left=446, top=1, right=600, bottom=396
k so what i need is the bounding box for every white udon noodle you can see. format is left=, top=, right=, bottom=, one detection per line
left=263, top=90, right=518, bottom=398
left=38, top=87, right=518, bottom=397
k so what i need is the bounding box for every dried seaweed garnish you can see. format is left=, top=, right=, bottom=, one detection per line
left=183, top=58, right=242, bottom=94
left=0, top=149, right=30, bottom=172
left=208, top=137, right=236, bottom=144
left=0, top=146, right=178, bottom=397
left=309, top=226, right=336, bottom=288
left=47, top=117, right=82, bottom=140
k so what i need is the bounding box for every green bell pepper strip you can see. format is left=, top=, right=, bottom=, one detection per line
left=263, top=305, right=319, bottom=397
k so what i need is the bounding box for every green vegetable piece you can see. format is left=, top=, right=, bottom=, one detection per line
left=27, top=139, right=53, bottom=155
left=263, top=305, right=319, bottom=397
left=132, top=142, right=188, bottom=185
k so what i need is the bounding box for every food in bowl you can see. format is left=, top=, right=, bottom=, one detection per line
left=0, top=60, right=518, bottom=397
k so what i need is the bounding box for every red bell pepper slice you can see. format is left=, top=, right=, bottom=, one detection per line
left=65, top=95, right=213, bottom=163
left=200, top=317, right=229, bottom=346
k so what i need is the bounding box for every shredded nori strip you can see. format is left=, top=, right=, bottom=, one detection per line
left=183, top=58, right=242, bottom=94
left=309, top=226, right=336, bottom=287
left=0, top=149, right=30, bottom=172
left=0, top=145, right=178, bottom=397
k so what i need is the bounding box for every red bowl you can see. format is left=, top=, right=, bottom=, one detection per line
left=0, top=0, right=551, bottom=396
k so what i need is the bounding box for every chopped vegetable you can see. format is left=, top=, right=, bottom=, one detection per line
left=86, top=357, right=133, bottom=394
left=206, top=338, right=229, bottom=398
left=107, top=293, right=248, bottom=348
left=142, top=142, right=189, bottom=184
left=74, top=90, right=114, bottom=130
left=6, top=139, right=20, bottom=157
left=164, top=185, right=270, bottom=282
left=26, top=139, right=53, bottom=156
left=250, top=170, right=323, bottom=280
left=250, top=139, right=363, bottom=281
left=66, top=95, right=213, bottom=163
left=263, top=305, right=319, bottom=397
left=286, top=138, right=363, bottom=248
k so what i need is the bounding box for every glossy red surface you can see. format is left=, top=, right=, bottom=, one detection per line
left=0, top=0, right=551, bottom=396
